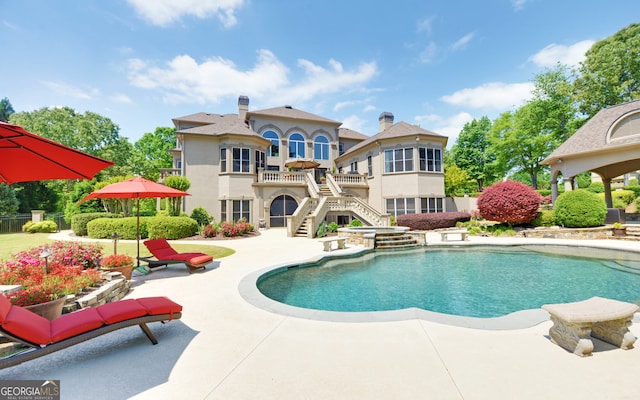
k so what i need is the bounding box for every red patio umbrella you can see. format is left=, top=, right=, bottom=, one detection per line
left=79, top=177, right=190, bottom=267
left=0, top=121, right=114, bottom=184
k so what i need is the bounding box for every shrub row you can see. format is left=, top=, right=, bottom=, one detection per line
left=396, top=212, right=471, bottom=230
left=554, top=189, right=606, bottom=228
left=86, top=216, right=198, bottom=240
left=22, top=220, right=58, bottom=233
left=72, top=212, right=121, bottom=236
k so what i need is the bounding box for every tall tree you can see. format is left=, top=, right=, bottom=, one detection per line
left=0, top=184, right=19, bottom=214
left=164, top=176, right=190, bottom=216
left=133, top=127, right=176, bottom=181
left=573, top=23, right=640, bottom=118
left=451, top=116, right=495, bottom=192
left=0, top=98, right=14, bottom=122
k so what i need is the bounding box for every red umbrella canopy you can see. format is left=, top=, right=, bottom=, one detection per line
left=80, top=177, right=190, bottom=201
left=0, top=121, right=114, bottom=184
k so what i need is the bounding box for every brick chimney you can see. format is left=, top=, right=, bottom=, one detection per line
left=238, top=95, right=249, bottom=120
left=379, top=112, right=394, bottom=131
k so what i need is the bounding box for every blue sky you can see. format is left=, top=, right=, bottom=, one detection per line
left=2, top=1, right=638, bottom=147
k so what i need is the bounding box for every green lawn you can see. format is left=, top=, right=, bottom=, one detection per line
left=0, top=233, right=235, bottom=262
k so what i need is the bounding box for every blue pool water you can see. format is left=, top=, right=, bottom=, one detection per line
left=257, top=248, right=640, bottom=318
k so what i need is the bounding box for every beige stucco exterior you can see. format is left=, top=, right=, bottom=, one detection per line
left=168, top=96, right=448, bottom=235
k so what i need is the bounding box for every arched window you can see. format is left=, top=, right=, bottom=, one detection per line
left=313, top=136, right=329, bottom=160
left=262, top=130, right=279, bottom=157
left=288, top=133, right=305, bottom=158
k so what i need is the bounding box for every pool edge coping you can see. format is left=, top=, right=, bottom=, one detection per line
left=238, top=241, right=640, bottom=330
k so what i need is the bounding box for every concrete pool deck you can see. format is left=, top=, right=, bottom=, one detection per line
left=2, top=229, right=640, bottom=399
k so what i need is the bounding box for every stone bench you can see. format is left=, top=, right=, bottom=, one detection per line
left=542, top=296, right=639, bottom=356
left=440, top=229, right=469, bottom=241
left=318, top=237, right=347, bottom=251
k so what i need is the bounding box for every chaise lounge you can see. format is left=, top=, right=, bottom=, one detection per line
left=141, top=238, right=213, bottom=273
left=0, top=294, right=182, bottom=369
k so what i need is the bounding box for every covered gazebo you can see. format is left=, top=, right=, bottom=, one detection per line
left=542, top=100, right=640, bottom=208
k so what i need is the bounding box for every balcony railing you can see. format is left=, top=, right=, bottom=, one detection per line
left=332, top=173, right=367, bottom=186
left=159, top=168, right=181, bottom=181
left=257, top=170, right=307, bottom=184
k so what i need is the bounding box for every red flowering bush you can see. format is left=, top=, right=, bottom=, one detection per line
left=100, top=254, right=134, bottom=269
left=12, top=241, right=103, bottom=270
left=477, top=181, right=542, bottom=225
left=396, top=212, right=472, bottom=230
left=0, top=242, right=103, bottom=306
left=202, top=224, right=217, bottom=238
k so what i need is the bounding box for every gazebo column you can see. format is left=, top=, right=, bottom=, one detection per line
left=551, top=179, right=559, bottom=203
left=563, top=177, right=574, bottom=192
left=603, top=178, right=613, bottom=208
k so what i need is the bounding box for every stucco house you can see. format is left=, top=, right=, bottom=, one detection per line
left=165, top=96, right=448, bottom=237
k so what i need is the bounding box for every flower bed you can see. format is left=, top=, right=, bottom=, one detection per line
left=0, top=241, right=104, bottom=307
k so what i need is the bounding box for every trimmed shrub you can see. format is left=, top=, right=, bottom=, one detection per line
left=87, top=217, right=145, bottom=239
left=72, top=212, right=121, bottom=236
left=202, top=224, right=217, bottom=238
left=554, top=189, right=606, bottom=228
left=349, top=218, right=363, bottom=227
left=22, top=220, right=58, bottom=233
left=147, top=216, right=198, bottom=240
left=396, top=212, right=472, bottom=230
left=190, top=206, right=213, bottom=226
left=624, top=185, right=640, bottom=198
left=327, top=222, right=339, bottom=232
left=587, top=181, right=604, bottom=193
left=477, top=181, right=542, bottom=225
left=316, top=221, right=328, bottom=238
left=531, top=210, right=556, bottom=227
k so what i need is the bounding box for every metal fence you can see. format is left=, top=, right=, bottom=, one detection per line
left=0, top=212, right=71, bottom=234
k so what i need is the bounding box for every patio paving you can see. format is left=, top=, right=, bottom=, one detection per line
left=1, top=229, right=640, bottom=399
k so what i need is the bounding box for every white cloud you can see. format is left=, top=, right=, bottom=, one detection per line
left=340, top=114, right=369, bottom=133
left=126, top=0, right=245, bottom=27
left=419, top=42, right=438, bottom=64
left=109, top=93, right=134, bottom=104
left=127, top=50, right=378, bottom=106
left=440, top=82, right=534, bottom=110
left=414, top=111, right=474, bottom=147
left=511, top=0, right=529, bottom=11
left=451, top=32, right=475, bottom=51
left=529, top=40, right=595, bottom=68
left=417, top=16, right=435, bottom=34
left=41, top=81, right=100, bottom=100
left=333, top=97, right=375, bottom=112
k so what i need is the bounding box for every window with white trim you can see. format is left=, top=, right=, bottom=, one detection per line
left=419, top=147, right=442, bottom=172
left=232, top=199, right=250, bottom=222
left=232, top=148, right=250, bottom=173
left=255, top=150, right=265, bottom=173
left=288, top=133, right=305, bottom=158
left=263, top=131, right=279, bottom=157
left=385, top=198, right=416, bottom=216
left=384, top=148, right=413, bottom=173
left=220, top=148, right=227, bottom=173
left=350, top=161, right=358, bottom=173
left=220, top=200, right=227, bottom=221
left=420, top=197, right=443, bottom=213
left=367, top=155, right=372, bottom=177
left=313, top=135, right=329, bottom=160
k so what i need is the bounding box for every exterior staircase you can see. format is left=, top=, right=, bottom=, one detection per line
left=374, top=232, right=419, bottom=250
left=318, top=184, right=333, bottom=197
left=623, top=225, right=640, bottom=240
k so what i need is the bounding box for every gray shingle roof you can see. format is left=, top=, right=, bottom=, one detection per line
left=544, top=100, right=640, bottom=163
left=247, top=106, right=341, bottom=125
left=341, top=121, right=447, bottom=156
left=338, top=127, right=368, bottom=141
left=176, top=114, right=257, bottom=137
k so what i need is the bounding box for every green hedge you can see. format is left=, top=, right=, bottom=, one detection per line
left=87, top=217, right=146, bottom=239
left=554, top=189, right=606, bottom=228
left=22, top=220, right=58, bottom=233
left=86, top=216, right=200, bottom=240
left=72, top=212, right=121, bottom=236
left=598, top=189, right=637, bottom=208
left=531, top=210, right=556, bottom=227
left=147, top=216, right=198, bottom=239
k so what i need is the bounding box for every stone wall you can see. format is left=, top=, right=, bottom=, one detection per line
left=63, top=272, right=131, bottom=313
left=521, top=226, right=613, bottom=240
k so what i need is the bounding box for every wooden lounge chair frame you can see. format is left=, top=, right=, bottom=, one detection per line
left=141, top=238, right=213, bottom=274
left=0, top=312, right=181, bottom=369
left=0, top=296, right=182, bottom=369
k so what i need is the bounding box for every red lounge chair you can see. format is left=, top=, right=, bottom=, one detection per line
left=141, top=239, right=213, bottom=273
left=0, top=294, right=182, bottom=369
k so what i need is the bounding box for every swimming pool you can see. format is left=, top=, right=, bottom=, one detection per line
left=253, top=245, right=640, bottom=323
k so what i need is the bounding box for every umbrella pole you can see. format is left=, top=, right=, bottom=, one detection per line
left=137, top=197, right=140, bottom=268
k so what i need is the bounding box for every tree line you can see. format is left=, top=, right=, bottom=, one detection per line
left=447, top=22, right=640, bottom=195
